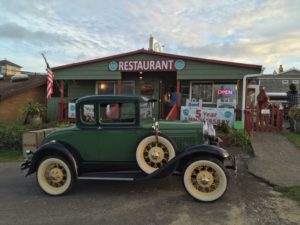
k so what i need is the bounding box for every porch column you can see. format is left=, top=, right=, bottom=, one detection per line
left=117, top=80, right=122, bottom=94
left=176, top=80, right=180, bottom=106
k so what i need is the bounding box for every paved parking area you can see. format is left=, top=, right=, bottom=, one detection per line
left=0, top=150, right=300, bottom=225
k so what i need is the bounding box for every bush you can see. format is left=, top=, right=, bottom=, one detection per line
left=231, top=129, right=253, bottom=153
left=0, top=122, right=72, bottom=151
left=288, top=107, right=300, bottom=120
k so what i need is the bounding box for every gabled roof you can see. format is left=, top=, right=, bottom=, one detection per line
left=0, top=75, right=46, bottom=101
left=0, top=59, right=22, bottom=68
left=260, top=68, right=300, bottom=79
left=52, top=49, right=262, bottom=71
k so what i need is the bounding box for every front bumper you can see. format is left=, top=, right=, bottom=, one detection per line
left=20, top=159, right=31, bottom=171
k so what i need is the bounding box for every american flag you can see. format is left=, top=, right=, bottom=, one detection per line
left=42, top=54, right=54, bottom=100
left=46, top=66, right=54, bottom=100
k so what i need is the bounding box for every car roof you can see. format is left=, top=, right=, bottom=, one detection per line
left=76, top=95, right=155, bottom=104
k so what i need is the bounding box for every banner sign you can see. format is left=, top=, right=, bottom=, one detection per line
left=108, top=59, right=185, bottom=72
left=180, top=107, right=235, bottom=126
left=68, top=103, right=76, bottom=119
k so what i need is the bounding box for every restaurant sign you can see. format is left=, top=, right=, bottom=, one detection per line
left=180, top=107, right=235, bottom=126
left=108, top=59, right=185, bottom=72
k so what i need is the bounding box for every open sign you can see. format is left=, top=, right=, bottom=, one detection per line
left=217, top=89, right=234, bottom=96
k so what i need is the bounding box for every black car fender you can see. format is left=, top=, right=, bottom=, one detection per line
left=144, top=144, right=229, bottom=179
left=26, top=141, right=81, bottom=177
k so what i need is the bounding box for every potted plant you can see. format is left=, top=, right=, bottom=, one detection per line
left=215, top=122, right=233, bottom=146
left=21, top=101, right=47, bottom=125
left=288, top=106, right=300, bottom=132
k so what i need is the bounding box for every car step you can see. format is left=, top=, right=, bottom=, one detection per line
left=77, top=171, right=147, bottom=181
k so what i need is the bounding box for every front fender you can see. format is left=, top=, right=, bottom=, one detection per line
left=25, top=141, right=80, bottom=176
left=143, top=144, right=229, bottom=179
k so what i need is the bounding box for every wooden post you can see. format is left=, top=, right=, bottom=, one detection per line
left=176, top=80, right=180, bottom=106
left=117, top=80, right=122, bottom=95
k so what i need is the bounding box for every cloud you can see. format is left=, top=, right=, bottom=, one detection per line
left=0, top=0, right=299, bottom=73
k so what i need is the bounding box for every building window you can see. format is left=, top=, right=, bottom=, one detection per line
left=121, top=81, right=135, bottom=95
left=213, top=83, right=237, bottom=104
left=97, top=81, right=116, bottom=95
left=282, top=80, right=289, bottom=84
left=292, top=80, right=299, bottom=84
left=191, top=82, right=213, bottom=103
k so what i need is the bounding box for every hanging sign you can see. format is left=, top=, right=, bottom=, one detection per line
left=180, top=107, right=235, bottom=126
left=108, top=59, right=185, bottom=72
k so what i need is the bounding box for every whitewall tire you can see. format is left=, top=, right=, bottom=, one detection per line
left=136, top=135, right=176, bottom=174
left=183, top=157, right=227, bottom=202
left=37, top=157, right=74, bottom=195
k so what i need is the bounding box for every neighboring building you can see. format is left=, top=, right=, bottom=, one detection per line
left=259, top=69, right=300, bottom=93
left=49, top=49, right=262, bottom=121
left=0, top=59, right=22, bottom=76
left=257, top=69, right=300, bottom=106
left=0, top=75, right=47, bottom=123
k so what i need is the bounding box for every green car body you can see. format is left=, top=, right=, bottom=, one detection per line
left=21, top=95, right=236, bottom=202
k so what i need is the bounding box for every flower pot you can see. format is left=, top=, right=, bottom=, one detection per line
left=28, top=115, right=42, bottom=125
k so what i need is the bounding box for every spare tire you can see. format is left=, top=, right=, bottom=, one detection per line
left=136, top=135, right=176, bottom=174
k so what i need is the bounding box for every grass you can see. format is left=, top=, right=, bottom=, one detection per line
left=274, top=186, right=300, bottom=205
left=281, top=131, right=300, bottom=150
left=0, top=150, right=23, bottom=162
left=277, top=132, right=300, bottom=204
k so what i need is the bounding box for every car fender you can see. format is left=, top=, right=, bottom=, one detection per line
left=143, top=144, right=229, bottom=179
left=26, top=141, right=81, bottom=177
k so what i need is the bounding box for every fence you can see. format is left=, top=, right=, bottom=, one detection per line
left=245, top=104, right=283, bottom=134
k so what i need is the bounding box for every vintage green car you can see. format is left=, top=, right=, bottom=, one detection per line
left=21, top=95, right=236, bottom=202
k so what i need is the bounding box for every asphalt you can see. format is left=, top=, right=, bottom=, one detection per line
left=248, top=131, right=300, bottom=187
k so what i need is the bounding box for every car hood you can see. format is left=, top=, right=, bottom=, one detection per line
left=141, top=120, right=203, bottom=130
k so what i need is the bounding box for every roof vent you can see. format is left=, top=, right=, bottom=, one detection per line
left=11, top=74, right=29, bottom=82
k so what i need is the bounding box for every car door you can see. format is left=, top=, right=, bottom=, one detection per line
left=97, top=102, right=149, bottom=161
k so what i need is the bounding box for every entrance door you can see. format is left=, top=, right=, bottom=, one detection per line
left=140, top=78, right=160, bottom=119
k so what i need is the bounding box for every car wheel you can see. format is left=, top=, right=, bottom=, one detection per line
left=136, top=135, right=176, bottom=174
left=37, top=156, right=75, bottom=195
left=183, top=157, right=227, bottom=202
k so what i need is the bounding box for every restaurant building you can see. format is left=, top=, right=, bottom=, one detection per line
left=49, top=49, right=262, bottom=122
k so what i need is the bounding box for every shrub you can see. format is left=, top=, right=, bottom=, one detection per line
left=231, top=129, right=253, bottom=154
left=288, top=107, right=300, bottom=120
left=0, top=122, right=72, bottom=151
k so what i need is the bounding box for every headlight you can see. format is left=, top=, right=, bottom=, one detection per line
left=202, top=121, right=208, bottom=136
left=208, top=124, right=216, bottom=137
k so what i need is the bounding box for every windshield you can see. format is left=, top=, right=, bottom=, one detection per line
left=140, top=102, right=153, bottom=119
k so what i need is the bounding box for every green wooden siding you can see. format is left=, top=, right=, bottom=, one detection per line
left=68, top=80, right=95, bottom=100
left=177, top=61, right=260, bottom=80
left=54, top=63, right=120, bottom=80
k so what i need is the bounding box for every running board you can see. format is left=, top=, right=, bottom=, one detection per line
left=77, top=171, right=147, bottom=181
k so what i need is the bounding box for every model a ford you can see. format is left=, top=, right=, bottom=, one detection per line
left=21, top=95, right=236, bottom=202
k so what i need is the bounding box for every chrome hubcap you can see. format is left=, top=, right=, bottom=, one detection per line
left=45, top=163, right=67, bottom=187
left=191, top=165, right=219, bottom=193
left=144, top=142, right=169, bottom=168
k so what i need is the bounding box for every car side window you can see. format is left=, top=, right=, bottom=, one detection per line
left=99, top=102, right=136, bottom=124
left=81, top=104, right=96, bottom=124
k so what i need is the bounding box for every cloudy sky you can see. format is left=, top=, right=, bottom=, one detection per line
left=1, top=0, right=299, bottom=73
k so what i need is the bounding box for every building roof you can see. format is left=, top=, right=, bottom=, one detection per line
left=52, top=49, right=262, bottom=71
left=260, top=68, right=300, bottom=79
left=0, top=59, right=22, bottom=68
left=0, top=75, right=46, bottom=101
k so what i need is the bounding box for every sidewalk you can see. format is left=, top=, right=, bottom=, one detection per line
left=247, top=132, right=300, bottom=187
